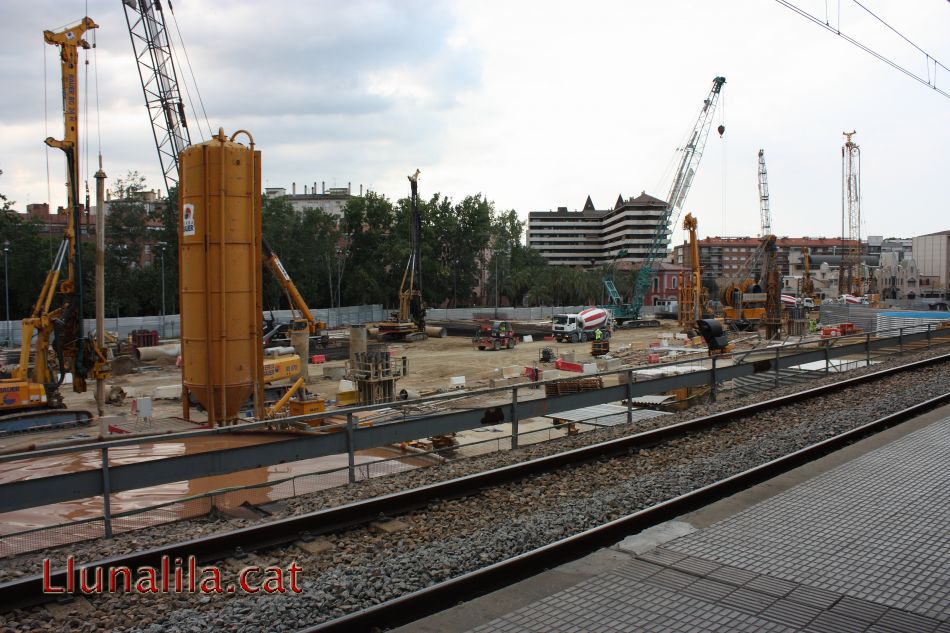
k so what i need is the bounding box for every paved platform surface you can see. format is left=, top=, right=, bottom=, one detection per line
left=450, top=414, right=950, bottom=633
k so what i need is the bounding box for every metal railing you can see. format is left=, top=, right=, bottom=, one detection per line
left=0, top=323, right=947, bottom=556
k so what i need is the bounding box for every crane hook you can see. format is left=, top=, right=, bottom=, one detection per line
left=717, top=124, right=725, bottom=137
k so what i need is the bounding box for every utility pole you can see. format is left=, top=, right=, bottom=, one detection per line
left=494, top=251, right=500, bottom=319
left=2, top=241, right=9, bottom=347
left=95, top=157, right=106, bottom=417
left=159, top=244, right=166, bottom=339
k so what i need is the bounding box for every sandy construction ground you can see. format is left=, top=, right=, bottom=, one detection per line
left=0, top=321, right=686, bottom=451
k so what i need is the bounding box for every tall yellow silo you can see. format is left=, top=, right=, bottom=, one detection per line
left=179, top=129, right=264, bottom=425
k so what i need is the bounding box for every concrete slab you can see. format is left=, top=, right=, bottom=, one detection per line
left=369, top=518, right=409, bottom=534
left=296, top=537, right=334, bottom=555
left=616, top=520, right=697, bottom=554
left=501, top=365, right=522, bottom=379
left=150, top=384, right=182, bottom=400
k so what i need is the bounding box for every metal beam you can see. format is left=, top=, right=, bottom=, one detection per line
left=0, top=329, right=946, bottom=514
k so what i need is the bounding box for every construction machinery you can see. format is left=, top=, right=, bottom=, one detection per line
left=720, top=234, right=781, bottom=336
left=757, top=149, right=772, bottom=237
left=839, top=131, right=863, bottom=297
left=677, top=213, right=703, bottom=329
left=473, top=321, right=518, bottom=351
left=124, top=6, right=326, bottom=422
left=262, top=236, right=327, bottom=354
left=377, top=170, right=427, bottom=341
left=122, top=0, right=192, bottom=195
left=598, top=249, right=653, bottom=327
left=0, top=18, right=111, bottom=430
left=629, top=76, right=725, bottom=325
left=696, top=318, right=732, bottom=356
left=800, top=247, right=817, bottom=303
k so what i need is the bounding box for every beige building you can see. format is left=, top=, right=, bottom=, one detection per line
left=264, top=182, right=362, bottom=219
left=527, top=192, right=670, bottom=268
left=912, top=231, right=950, bottom=294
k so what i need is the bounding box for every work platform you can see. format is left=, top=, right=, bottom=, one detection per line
left=400, top=408, right=950, bottom=632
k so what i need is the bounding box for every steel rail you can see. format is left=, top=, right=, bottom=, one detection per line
left=303, top=394, right=950, bottom=633
left=0, top=353, right=948, bottom=614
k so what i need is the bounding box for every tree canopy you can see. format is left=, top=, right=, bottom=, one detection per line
left=0, top=178, right=619, bottom=321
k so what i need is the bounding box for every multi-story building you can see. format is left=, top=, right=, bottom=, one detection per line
left=867, top=235, right=913, bottom=262
left=912, top=230, right=950, bottom=296
left=527, top=192, right=670, bottom=268
left=264, top=182, right=363, bottom=219
left=671, top=236, right=860, bottom=281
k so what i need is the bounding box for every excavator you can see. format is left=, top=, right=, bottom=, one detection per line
left=0, top=18, right=111, bottom=431
left=377, top=170, right=426, bottom=341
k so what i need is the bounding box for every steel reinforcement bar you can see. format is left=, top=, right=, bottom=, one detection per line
left=0, top=353, right=948, bottom=614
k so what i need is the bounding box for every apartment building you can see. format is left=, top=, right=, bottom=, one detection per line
left=527, top=192, right=670, bottom=267
left=671, top=236, right=861, bottom=282
left=264, top=182, right=362, bottom=218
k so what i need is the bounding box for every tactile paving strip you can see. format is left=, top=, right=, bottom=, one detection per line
left=466, top=417, right=950, bottom=632
left=663, top=417, right=950, bottom=621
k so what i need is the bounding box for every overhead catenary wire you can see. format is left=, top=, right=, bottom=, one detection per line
left=773, top=0, right=949, bottom=100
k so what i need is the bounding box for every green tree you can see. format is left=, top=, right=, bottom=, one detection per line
left=341, top=193, right=400, bottom=306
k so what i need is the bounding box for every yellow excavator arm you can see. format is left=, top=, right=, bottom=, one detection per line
left=262, top=237, right=325, bottom=334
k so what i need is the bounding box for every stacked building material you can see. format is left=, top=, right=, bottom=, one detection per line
left=544, top=377, right=604, bottom=397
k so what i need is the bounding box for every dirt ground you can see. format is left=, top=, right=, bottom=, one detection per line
left=0, top=321, right=685, bottom=452
left=380, top=322, right=683, bottom=393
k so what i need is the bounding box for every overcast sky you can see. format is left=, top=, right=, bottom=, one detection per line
left=1, top=0, right=947, bottom=242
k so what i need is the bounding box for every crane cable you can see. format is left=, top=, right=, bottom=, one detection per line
left=773, top=0, right=949, bottom=100
left=43, top=40, right=53, bottom=263
left=719, top=91, right=726, bottom=237
left=166, top=0, right=212, bottom=139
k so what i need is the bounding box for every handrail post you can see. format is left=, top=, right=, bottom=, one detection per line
left=510, top=386, right=519, bottom=450
left=101, top=447, right=113, bottom=538
left=346, top=411, right=356, bottom=483
left=898, top=326, right=903, bottom=355
left=774, top=346, right=781, bottom=388
left=626, top=370, right=634, bottom=422
left=866, top=333, right=871, bottom=366
left=710, top=356, right=718, bottom=402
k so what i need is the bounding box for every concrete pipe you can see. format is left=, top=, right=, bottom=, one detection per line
left=399, top=388, right=420, bottom=400
left=425, top=326, right=448, bottom=338
left=134, top=343, right=181, bottom=361
left=263, top=346, right=296, bottom=357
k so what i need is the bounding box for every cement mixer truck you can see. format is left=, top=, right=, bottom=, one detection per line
left=552, top=307, right=613, bottom=343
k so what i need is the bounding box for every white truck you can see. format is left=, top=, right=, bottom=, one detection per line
left=552, top=307, right=613, bottom=343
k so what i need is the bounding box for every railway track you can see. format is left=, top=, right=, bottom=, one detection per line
left=2, top=352, right=950, bottom=632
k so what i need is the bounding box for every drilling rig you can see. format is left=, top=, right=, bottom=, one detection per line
left=839, top=131, right=862, bottom=297
left=757, top=149, right=773, bottom=238
left=0, top=18, right=111, bottom=431
left=677, top=213, right=703, bottom=329
left=377, top=170, right=427, bottom=341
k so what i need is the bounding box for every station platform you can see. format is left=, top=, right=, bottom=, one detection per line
left=398, top=406, right=950, bottom=633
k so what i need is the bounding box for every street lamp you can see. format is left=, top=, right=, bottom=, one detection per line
left=335, top=247, right=344, bottom=310
left=158, top=243, right=166, bottom=339
left=2, top=241, right=9, bottom=346
left=493, top=249, right=504, bottom=319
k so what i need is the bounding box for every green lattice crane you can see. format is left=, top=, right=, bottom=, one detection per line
left=630, top=76, right=725, bottom=320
